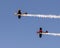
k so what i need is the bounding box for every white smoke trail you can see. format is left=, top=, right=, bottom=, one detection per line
left=21, top=14, right=60, bottom=19
left=40, top=33, right=60, bottom=36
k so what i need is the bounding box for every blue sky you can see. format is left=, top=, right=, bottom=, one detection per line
left=0, top=0, right=60, bottom=48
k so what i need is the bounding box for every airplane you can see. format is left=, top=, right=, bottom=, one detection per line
left=37, top=27, right=48, bottom=38
left=15, top=9, right=27, bottom=19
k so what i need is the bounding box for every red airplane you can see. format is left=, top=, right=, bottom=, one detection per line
left=15, top=9, right=27, bottom=19
left=37, top=27, right=48, bottom=38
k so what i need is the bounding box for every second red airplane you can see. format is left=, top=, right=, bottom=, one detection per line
left=37, top=27, right=48, bottom=38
